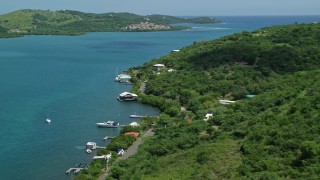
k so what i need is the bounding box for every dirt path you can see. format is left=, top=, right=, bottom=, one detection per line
left=139, top=82, right=146, bottom=94
left=98, top=128, right=154, bottom=180
left=119, top=128, right=154, bottom=160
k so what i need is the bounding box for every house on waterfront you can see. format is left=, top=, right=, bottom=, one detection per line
left=153, top=64, right=165, bottom=71
left=86, top=142, right=97, bottom=150
left=117, top=92, right=138, bottom=101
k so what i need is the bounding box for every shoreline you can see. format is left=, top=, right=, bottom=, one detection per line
left=72, top=77, right=159, bottom=179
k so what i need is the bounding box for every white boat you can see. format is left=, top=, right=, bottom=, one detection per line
left=129, top=114, right=147, bottom=118
left=117, top=92, right=138, bottom=101
left=46, top=118, right=51, bottom=123
left=86, top=149, right=92, bottom=154
left=103, top=136, right=115, bottom=141
left=96, top=121, right=119, bottom=128
left=115, top=74, right=131, bottom=82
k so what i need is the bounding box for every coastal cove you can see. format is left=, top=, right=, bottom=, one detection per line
left=0, top=16, right=319, bottom=180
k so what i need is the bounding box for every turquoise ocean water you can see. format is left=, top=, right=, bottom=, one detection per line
left=0, top=16, right=319, bottom=180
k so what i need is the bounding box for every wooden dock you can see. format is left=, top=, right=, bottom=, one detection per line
left=65, top=168, right=83, bottom=174
left=103, top=136, right=114, bottom=141
left=96, top=146, right=105, bottom=149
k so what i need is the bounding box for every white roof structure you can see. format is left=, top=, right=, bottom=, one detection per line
left=86, top=142, right=96, bottom=146
left=86, top=142, right=97, bottom=150
left=204, top=113, right=213, bottom=121
left=153, top=64, right=165, bottom=67
left=119, top=92, right=138, bottom=97
left=219, top=100, right=236, bottom=105
left=129, top=122, right=140, bottom=127
left=93, top=153, right=112, bottom=160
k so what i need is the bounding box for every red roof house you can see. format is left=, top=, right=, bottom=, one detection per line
left=125, top=132, right=140, bottom=138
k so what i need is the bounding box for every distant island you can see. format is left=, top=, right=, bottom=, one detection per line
left=0, top=9, right=222, bottom=38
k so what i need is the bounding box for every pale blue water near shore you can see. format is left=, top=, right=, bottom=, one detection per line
left=0, top=16, right=319, bottom=180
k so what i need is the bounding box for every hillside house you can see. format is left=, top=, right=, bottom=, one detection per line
left=153, top=64, right=165, bottom=71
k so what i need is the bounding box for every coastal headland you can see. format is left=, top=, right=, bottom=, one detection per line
left=0, top=9, right=221, bottom=38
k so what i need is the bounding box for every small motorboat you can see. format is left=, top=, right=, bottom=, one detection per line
left=46, top=118, right=51, bottom=123
left=96, top=121, right=119, bottom=128
left=129, top=114, right=147, bottom=118
left=86, top=149, right=92, bottom=154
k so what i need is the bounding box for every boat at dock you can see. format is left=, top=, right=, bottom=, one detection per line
left=103, top=136, right=115, bottom=141
left=129, top=114, right=147, bottom=118
left=96, top=121, right=119, bottom=128
left=86, top=149, right=92, bottom=154
left=66, top=168, right=84, bottom=174
left=115, top=74, right=131, bottom=82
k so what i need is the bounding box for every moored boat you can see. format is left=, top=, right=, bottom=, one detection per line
left=129, top=114, right=147, bottom=118
left=96, top=121, right=119, bottom=128
left=115, top=74, right=131, bottom=82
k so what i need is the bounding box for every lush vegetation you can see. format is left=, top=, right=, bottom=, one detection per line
left=74, top=117, right=158, bottom=180
left=100, top=23, right=320, bottom=179
left=0, top=9, right=221, bottom=38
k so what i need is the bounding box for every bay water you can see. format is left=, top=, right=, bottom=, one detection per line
left=0, top=16, right=319, bottom=180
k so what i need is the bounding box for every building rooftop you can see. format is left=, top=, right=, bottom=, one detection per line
left=125, top=132, right=140, bottom=138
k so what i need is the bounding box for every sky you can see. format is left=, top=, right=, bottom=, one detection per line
left=0, top=0, right=319, bottom=16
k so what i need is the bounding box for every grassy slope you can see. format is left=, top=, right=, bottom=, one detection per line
left=0, top=9, right=78, bottom=30
left=142, top=139, right=241, bottom=180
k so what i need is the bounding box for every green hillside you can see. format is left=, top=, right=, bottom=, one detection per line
left=80, top=23, right=320, bottom=180
left=0, top=9, right=221, bottom=38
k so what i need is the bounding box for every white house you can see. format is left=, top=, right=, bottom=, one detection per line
left=153, top=64, right=165, bottom=71
left=86, top=142, right=97, bottom=150
left=203, top=113, right=213, bottom=121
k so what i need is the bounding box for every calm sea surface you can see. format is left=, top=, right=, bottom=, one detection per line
left=0, top=16, right=319, bottom=180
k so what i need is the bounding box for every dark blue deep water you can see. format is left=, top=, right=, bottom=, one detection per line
left=0, top=16, right=319, bottom=180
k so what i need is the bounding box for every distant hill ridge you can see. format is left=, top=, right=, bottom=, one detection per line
left=0, top=9, right=221, bottom=38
